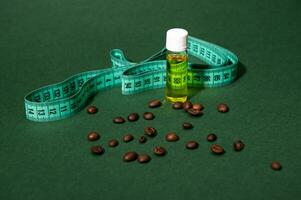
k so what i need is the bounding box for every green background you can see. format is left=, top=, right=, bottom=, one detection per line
left=1, top=0, right=301, bottom=199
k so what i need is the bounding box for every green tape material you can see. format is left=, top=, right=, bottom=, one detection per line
left=24, top=36, right=238, bottom=122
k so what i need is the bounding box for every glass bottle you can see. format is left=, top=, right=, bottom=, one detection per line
left=165, top=28, right=188, bottom=103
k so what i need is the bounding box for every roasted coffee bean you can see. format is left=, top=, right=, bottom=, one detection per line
left=87, top=105, right=98, bottom=114
left=139, top=136, right=147, bottom=143
left=183, top=122, right=193, bottom=129
left=207, top=134, right=217, bottom=142
left=217, top=103, right=229, bottom=113
left=144, top=127, right=157, bottom=137
left=271, top=161, right=282, bottom=171
left=149, top=99, right=162, bottom=108
left=153, top=146, right=166, bottom=156
left=123, top=152, right=138, bottom=162
left=165, top=132, right=179, bottom=142
left=143, top=112, right=155, bottom=120
left=87, top=131, right=100, bottom=141
left=188, top=109, right=203, bottom=116
left=137, top=154, right=151, bottom=163
left=233, top=140, right=245, bottom=151
left=108, top=139, right=119, bottom=147
left=113, top=117, right=125, bottom=124
left=211, top=144, right=225, bottom=155
left=90, top=145, right=104, bottom=155
left=123, top=134, right=134, bottom=143
left=186, top=141, right=199, bottom=149
left=127, top=113, right=139, bottom=122
left=172, top=102, right=183, bottom=109
left=183, top=101, right=193, bottom=111
left=192, top=103, right=204, bottom=111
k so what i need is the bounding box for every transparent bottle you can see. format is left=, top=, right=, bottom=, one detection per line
left=165, top=28, right=188, bottom=103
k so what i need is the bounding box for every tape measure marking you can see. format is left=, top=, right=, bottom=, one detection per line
left=24, top=36, right=238, bottom=122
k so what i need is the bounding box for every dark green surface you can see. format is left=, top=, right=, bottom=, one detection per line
left=1, top=0, right=301, bottom=199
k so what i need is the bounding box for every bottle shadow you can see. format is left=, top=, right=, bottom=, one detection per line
left=188, top=61, right=247, bottom=99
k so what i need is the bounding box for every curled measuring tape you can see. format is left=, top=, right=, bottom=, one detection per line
left=24, top=36, right=238, bottom=122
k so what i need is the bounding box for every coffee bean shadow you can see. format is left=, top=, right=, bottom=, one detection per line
left=188, top=62, right=247, bottom=99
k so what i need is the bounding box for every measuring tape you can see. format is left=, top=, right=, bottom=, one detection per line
left=24, top=36, right=238, bottom=122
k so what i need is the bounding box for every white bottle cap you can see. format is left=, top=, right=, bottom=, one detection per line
left=166, top=28, right=188, bottom=52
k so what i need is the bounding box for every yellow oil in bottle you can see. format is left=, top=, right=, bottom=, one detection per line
left=165, top=53, right=188, bottom=103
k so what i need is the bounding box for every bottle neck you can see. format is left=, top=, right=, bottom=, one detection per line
left=166, top=49, right=187, bottom=55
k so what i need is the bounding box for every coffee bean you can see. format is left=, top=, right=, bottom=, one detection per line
left=271, top=161, right=282, bottom=171
left=144, top=127, right=157, bottom=137
left=192, top=103, right=204, bottom=111
left=211, top=144, right=225, bottom=155
left=188, top=109, right=203, bottom=116
left=127, top=113, right=139, bottom=122
left=90, top=145, right=104, bottom=155
left=217, top=103, right=229, bottom=113
left=153, top=146, right=166, bottom=156
left=123, top=152, right=138, bottom=162
left=207, top=134, right=217, bottom=142
left=143, top=112, right=155, bottom=120
left=172, top=102, right=183, bottom=109
left=139, top=136, right=147, bottom=143
left=183, top=101, right=193, bottom=111
left=137, top=154, right=151, bottom=163
left=183, top=122, right=193, bottom=129
left=186, top=141, right=199, bottom=149
left=87, top=131, right=100, bottom=141
left=149, top=99, right=162, bottom=108
left=233, top=140, right=245, bottom=151
left=165, top=132, right=179, bottom=142
left=113, top=117, right=125, bottom=124
left=108, top=139, right=119, bottom=147
left=123, top=134, right=134, bottom=143
left=87, top=105, right=98, bottom=114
